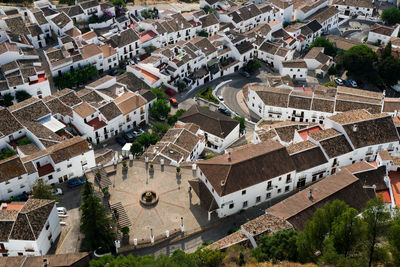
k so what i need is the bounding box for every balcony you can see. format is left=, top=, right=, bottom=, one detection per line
left=267, top=186, right=273, bottom=191
left=38, top=163, right=55, bottom=177
left=286, top=179, right=292, bottom=184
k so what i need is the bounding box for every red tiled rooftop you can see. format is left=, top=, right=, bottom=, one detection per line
left=38, top=163, right=54, bottom=177
left=1, top=203, right=24, bottom=210
left=135, top=67, right=159, bottom=85
left=87, top=117, right=107, bottom=130
left=389, top=171, right=400, bottom=207
left=298, top=125, right=322, bottom=141
left=29, top=73, right=47, bottom=85
left=377, top=190, right=391, bottom=203
left=139, top=30, right=157, bottom=42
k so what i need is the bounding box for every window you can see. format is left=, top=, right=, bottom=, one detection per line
left=20, top=184, right=25, bottom=188
left=243, top=201, right=248, bottom=208
left=18, top=176, right=22, bottom=180
left=7, top=189, right=12, bottom=193
left=267, top=181, right=272, bottom=190
left=5, top=181, right=10, bottom=185
left=46, top=223, right=50, bottom=230
left=67, top=164, right=72, bottom=168
left=256, top=196, right=261, bottom=202
left=48, top=175, right=53, bottom=180
left=242, top=190, right=246, bottom=195
left=285, top=186, right=290, bottom=192
left=277, top=188, right=281, bottom=193
left=56, top=168, right=61, bottom=172
left=286, top=174, right=291, bottom=183
left=229, top=203, right=234, bottom=209
left=312, top=176, right=317, bottom=182
left=266, top=192, right=271, bottom=199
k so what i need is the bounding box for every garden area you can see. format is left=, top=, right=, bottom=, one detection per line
left=195, top=86, right=219, bottom=104
left=54, top=64, right=98, bottom=89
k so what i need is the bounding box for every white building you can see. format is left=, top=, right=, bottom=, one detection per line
left=0, top=199, right=61, bottom=257
left=368, top=23, right=400, bottom=46
left=280, top=59, right=308, bottom=80
left=178, top=105, right=241, bottom=153
left=332, top=0, right=374, bottom=17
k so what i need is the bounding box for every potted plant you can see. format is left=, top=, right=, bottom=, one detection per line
left=102, top=186, right=110, bottom=197
left=176, top=167, right=181, bottom=175
left=95, top=171, right=100, bottom=178
left=121, top=226, right=130, bottom=245
left=122, top=160, right=128, bottom=171
left=150, top=163, right=154, bottom=170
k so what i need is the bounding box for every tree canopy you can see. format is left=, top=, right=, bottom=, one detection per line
left=150, top=99, right=171, bottom=119
left=80, top=179, right=114, bottom=252
left=381, top=7, right=400, bottom=25
left=309, top=37, right=337, bottom=57
left=32, top=179, right=57, bottom=200
left=342, top=45, right=378, bottom=77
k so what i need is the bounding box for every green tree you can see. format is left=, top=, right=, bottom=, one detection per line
left=198, top=30, right=209, bottom=37
left=150, top=99, right=171, bottom=119
left=32, top=179, right=56, bottom=200
left=381, top=7, right=400, bottom=25
left=3, top=93, right=14, bottom=107
left=309, top=37, right=337, bottom=57
left=342, top=45, right=378, bottom=77
left=330, top=207, right=364, bottom=257
left=297, top=200, right=349, bottom=263
left=389, top=214, right=400, bottom=266
left=137, top=133, right=159, bottom=148
left=150, top=87, right=167, bottom=100
left=80, top=179, right=114, bottom=252
left=234, top=116, right=246, bottom=131
left=323, top=81, right=337, bottom=87
left=252, top=229, right=298, bottom=262
left=167, top=109, right=186, bottom=125
left=378, top=55, right=400, bottom=86
left=381, top=41, right=392, bottom=59
left=144, top=45, right=157, bottom=56
left=247, top=60, right=261, bottom=72
left=151, top=122, right=170, bottom=136
left=130, top=142, right=143, bottom=156
left=15, top=91, right=31, bottom=102
left=362, top=197, right=391, bottom=267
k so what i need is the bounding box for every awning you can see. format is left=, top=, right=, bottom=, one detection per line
left=39, top=116, right=65, bottom=133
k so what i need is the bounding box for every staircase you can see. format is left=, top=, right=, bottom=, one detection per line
left=95, top=167, right=112, bottom=189
left=110, top=202, right=131, bottom=229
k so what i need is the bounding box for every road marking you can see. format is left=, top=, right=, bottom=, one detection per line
left=55, top=226, right=71, bottom=254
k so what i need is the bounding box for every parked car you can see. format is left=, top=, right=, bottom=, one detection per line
left=116, top=136, right=127, bottom=146
left=124, top=131, right=136, bottom=142
left=334, top=78, right=344, bottom=86
left=218, top=95, right=224, bottom=101
left=68, top=177, right=85, bottom=188
left=109, top=69, right=119, bottom=76
left=127, top=58, right=135, bottom=65
left=16, top=193, right=28, bottom=201
left=57, top=207, right=67, bottom=216
left=349, top=79, right=357, bottom=87
left=169, top=97, right=179, bottom=107
left=218, top=107, right=231, bottom=116
left=165, top=88, right=176, bottom=96
left=239, top=69, right=250, bottom=78
left=52, top=188, right=63, bottom=196
left=343, top=79, right=351, bottom=87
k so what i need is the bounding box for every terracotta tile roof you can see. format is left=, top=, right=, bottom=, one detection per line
left=266, top=169, right=375, bottom=230
left=116, top=72, right=150, bottom=92
left=383, top=97, right=400, bottom=113
left=206, top=230, right=247, bottom=250
left=48, top=136, right=90, bottom=164
left=197, top=141, right=296, bottom=196
left=58, top=91, right=82, bottom=107
left=179, top=105, right=239, bottom=138
left=318, top=133, right=353, bottom=158
left=370, top=23, right=397, bottom=36
left=0, top=156, right=27, bottom=183
left=251, top=86, right=292, bottom=108
left=282, top=59, right=307, bottom=69
left=9, top=199, right=55, bottom=241
left=44, top=98, right=73, bottom=117
left=51, top=12, right=72, bottom=29
left=99, top=44, right=117, bottom=58
left=0, top=109, right=23, bottom=137
left=288, top=142, right=328, bottom=172
left=308, top=128, right=341, bottom=141
left=87, top=75, right=114, bottom=89
left=115, top=93, right=147, bottom=115
left=80, top=43, right=102, bottom=59
left=99, top=102, right=122, bottom=121
left=81, top=30, right=97, bottom=40
left=242, top=213, right=293, bottom=236
left=73, top=102, right=96, bottom=118
left=307, top=6, right=339, bottom=25
left=11, top=99, right=51, bottom=122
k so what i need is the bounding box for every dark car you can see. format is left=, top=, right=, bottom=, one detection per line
left=239, top=69, right=250, bottom=78
left=109, top=69, right=119, bottom=76
left=68, top=177, right=85, bottom=188
left=343, top=79, right=351, bottom=87
left=116, top=136, right=127, bottom=146
left=218, top=107, right=232, bottom=116
left=124, top=131, right=136, bottom=142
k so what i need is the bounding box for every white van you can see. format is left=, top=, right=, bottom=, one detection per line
left=57, top=207, right=67, bottom=216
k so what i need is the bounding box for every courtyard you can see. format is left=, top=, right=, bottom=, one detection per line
left=90, top=161, right=215, bottom=245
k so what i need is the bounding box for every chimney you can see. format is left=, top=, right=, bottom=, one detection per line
left=221, top=180, right=225, bottom=187
left=352, top=124, right=358, bottom=132
left=308, top=188, right=313, bottom=200
left=227, top=152, right=231, bottom=161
